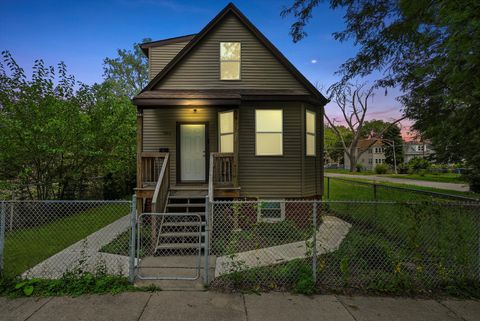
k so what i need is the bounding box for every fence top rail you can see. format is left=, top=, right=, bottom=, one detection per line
left=0, top=200, right=132, bottom=204
left=210, top=199, right=480, bottom=207
left=327, top=176, right=479, bottom=202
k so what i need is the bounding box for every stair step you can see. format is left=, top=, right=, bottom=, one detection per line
left=162, top=221, right=206, bottom=227
left=156, top=243, right=206, bottom=250
left=160, top=232, right=206, bottom=238
left=166, top=203, right=206, bottom=208
left=168, top=195, right=206, bottom=200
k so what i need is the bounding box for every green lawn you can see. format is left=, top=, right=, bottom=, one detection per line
left=325, top=168, right=467, bottom=184
left=4, top=203, right=129, bottom=277
left=325, top=176, right=479, bottom=200
left=387, top=173, right=466, bottom=184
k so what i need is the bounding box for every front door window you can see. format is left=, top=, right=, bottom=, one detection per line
left=180, top=124, right=206, bottom=181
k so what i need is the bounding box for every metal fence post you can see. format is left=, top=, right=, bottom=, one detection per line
left=312, top=200, right=317, bottom=283
left=128, top=195, right=137, bottom=283
left=204, top=196, right=210, bottom=285
left=0, top=201, right=5, bottom=277
left=327, top=177, right=330, bottom=199
left=373, top=183, right=377, bottom=200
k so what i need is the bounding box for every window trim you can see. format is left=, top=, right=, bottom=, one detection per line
left=255, top=109, right=283, bottom=156
left=219, top=42, right=241, bottom=81
left=257, top=199, right=286, bottom=223
left=218, top=110, right=235, bottom=153
left=305, top=109, right=316, bottom=156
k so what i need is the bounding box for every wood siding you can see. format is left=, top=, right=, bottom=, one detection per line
left=142, top=102, right=323, bottom=197
left=142, top=107, right=218, bottom=184
left=153, top=13, right=308, bottom=92
left=301, top=103, right=323, bottom=197
left=148, top=41, right=190, bottom=80
left=238, top=102, right=303, bottom=198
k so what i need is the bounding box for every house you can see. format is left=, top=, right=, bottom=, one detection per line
left=403, top=141, right=434, bottom=163
left=344, top=139, right=386, bottom=171
left=132, top=3, right=327, bottom=218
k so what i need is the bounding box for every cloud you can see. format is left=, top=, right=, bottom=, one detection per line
left=311, top=59, right=317, bottom=64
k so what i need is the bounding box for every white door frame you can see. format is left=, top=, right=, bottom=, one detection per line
left=177, top=122, right=208, bottom=183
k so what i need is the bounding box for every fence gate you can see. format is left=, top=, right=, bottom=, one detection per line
left=134, top=212, right=207, bottom=281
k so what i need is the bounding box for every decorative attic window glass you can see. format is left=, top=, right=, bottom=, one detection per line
left=255, top=109, right=283, bottom=156
left=220, top=42, right=241, bottom=80
left=306, top=110, right=316, bottom=156
left=219, top=111, right=234, bottom=153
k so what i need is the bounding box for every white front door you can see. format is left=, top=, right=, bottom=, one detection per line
left=180, top=124, right=206, bottom=182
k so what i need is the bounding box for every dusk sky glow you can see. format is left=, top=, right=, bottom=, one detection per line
left=0, top=0, right=411, bottom=137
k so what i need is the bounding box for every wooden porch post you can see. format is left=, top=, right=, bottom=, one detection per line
left=136, top=108, right=143, bottom=215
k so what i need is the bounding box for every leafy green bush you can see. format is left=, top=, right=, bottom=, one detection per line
left=374, top=163, right=388, bottom=174
left=397, top=163, right=409, bottom=174
left=356, top=164, right=363, bottom=172
left=408, top=157, right=430, bottom=173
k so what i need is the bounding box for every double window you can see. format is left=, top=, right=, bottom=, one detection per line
left=220, top=42, right=241, bottom=80
left=306, top=110, right=316, bottom=156
left=219, top=111, right=234, bottom=153
left=255, top=109, right=283, bottom=156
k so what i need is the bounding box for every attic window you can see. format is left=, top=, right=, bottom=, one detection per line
left=220, top=42, right=241, bottom=80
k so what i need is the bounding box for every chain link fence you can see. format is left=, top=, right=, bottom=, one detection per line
left=0, top=200, right=132, bottom=279
left=325, top=176, right=480, bottom=202
left=208, top=199, right=480, bottom=293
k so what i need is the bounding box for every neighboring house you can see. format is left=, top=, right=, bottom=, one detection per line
left=344, top=139, right=386, bottom=171
left=403, top=141, right=435, bottom=163
left=133, top=3, right=327, bottom=222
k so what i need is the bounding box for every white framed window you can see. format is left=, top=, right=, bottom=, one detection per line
left=220, top=42, right=241, bottom=80
left=255, top=109, right=283, bottom=156
left=257, top=199, right=285, bottom=222
left=219, top=111, right=234, bottom=153
left=306, top=110, right=316, bottom=156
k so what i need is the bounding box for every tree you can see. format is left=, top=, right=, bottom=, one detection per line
left=383, top=124, right=404, bottom=167
left=324, top=83, right=405, bottom=171
left=324, top=125, right=351, bottom=164
left=282, top=0, right=480, bottom=191
left=0, top=51, right=136, bottom=199
left=103, top=38, right=151, bottom=98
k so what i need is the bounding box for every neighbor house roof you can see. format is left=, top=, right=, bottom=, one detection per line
left=135, top=2, right=328, bottom=105
left=357, top=139, right=383, bottom=151
left=139, top=34, right=197, bottom=56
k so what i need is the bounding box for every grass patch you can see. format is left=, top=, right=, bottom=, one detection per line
left=325, top=177, right=479, bottom=200
left=4, top=203, right=129, bottom=277
left=387, top=173, right=466, bottom=184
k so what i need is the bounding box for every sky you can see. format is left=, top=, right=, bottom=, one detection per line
left=0, top=0, right=411, bottom=137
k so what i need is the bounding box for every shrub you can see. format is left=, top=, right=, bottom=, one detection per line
left=408, top=157, right=430, bottom=173
left=397, top=163, right=409, bottom=174
left=374, top=164, right=388, bottom=174
left=355, top=164, right=363, bottom=172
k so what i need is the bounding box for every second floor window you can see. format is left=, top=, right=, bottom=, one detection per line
left=220, top=42, right=241, bottom=80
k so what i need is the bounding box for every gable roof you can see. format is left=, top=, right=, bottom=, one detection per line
left=139, top=34, right=196, bottom=56
left=139, top=2, right=328, bottom=105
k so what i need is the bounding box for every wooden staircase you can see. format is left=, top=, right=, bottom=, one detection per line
left=154, top=188, right=207, bottom=254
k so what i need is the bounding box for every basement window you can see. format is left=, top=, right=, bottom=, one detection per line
left=257, top=199, right=285, bottom=222
left=220, top=42, right=241, bottom=80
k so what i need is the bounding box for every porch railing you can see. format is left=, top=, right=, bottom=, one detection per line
left=140, top=152, right=168, bottom=187
left=209, top=152, right=237, bottom=200
left=151, top=153, right=170, bottom=213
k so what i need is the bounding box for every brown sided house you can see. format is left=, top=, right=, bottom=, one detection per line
left=133, top=3, right=327, bottom=217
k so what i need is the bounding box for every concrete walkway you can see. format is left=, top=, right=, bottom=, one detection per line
left=23, top=215, right=130, bottom=279
left=215, top=216, right=351, bottom=277
left=2, top=291, right=479, bottom=321
left=325, top=172, right=470, bottom=192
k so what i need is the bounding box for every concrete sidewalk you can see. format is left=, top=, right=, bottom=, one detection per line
left=1, top=291, right=479, bottom=321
